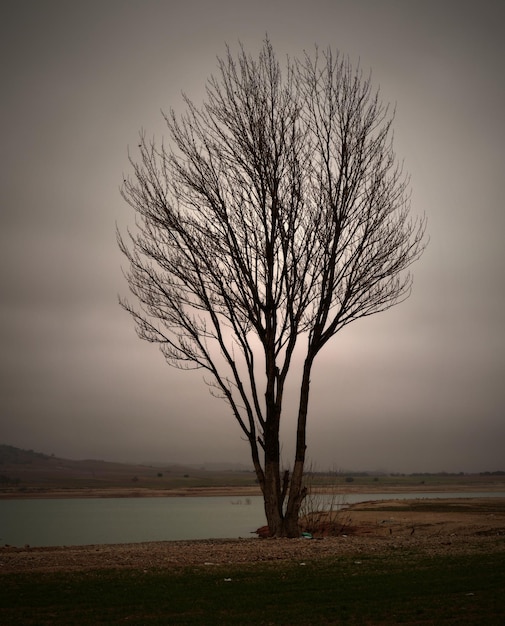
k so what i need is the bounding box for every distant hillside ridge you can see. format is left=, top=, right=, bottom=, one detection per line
left=0, top=444, right=187, bottom=470
left=0, top=444, right=259, bottom=493
left=0, top=444, right=52, bottom=465
left=0, top=443, right=195, bottom=473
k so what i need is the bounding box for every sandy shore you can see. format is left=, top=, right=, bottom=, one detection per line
left=1, top=498, right=503, bottom=574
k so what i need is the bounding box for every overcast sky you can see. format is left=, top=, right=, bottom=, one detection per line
left=1, top=0, right=504, bottom=473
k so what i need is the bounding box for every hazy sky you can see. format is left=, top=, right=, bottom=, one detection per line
left=1, top=0, right=504, bottom=473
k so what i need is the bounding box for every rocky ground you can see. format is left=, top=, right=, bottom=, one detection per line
left=1, top=498, right=503, bottom=574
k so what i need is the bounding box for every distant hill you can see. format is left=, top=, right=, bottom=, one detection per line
left=0, top=444, right=258, bottom=493
left=0, top=444, right=52, bottom=465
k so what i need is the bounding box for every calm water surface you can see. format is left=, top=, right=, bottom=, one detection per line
left=1, top=492, right=503, bottom=547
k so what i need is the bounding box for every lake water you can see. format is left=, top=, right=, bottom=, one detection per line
left=1, top=492, right=503, bottom=547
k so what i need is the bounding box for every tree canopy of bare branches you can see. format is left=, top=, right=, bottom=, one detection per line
left=118, top=40, right=427, bottom=537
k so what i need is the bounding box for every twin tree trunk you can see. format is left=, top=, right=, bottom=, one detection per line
left=259, top=354, right=313, bottom=538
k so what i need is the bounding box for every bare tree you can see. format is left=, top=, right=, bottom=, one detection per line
left=118, top=40, right=427, bottom=537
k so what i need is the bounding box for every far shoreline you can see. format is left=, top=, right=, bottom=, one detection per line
left=2, top=483, right=505, bottom=500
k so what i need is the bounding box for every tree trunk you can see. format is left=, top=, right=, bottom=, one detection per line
left=283, top=354, right=314, bottom=536
left=262, top=460, right=284, bottom=536
left=262, top=385, right=285, bottom=535
left=261, top=467, right=301, bottom=537
left=254, top=354, right=314, bottom=538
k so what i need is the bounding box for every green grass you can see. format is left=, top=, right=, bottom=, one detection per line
left=1, top=551, right=504, bottom=625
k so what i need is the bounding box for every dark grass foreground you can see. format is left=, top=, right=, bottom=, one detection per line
left=1, top=551, right=504, bottom=625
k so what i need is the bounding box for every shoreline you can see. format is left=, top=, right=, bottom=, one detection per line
left=1, top=497, right=504, bottom=573
left=1, top=483, right=505, bottom=500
